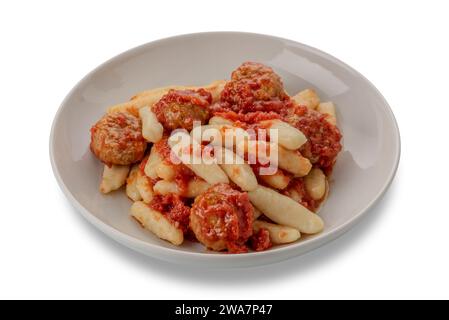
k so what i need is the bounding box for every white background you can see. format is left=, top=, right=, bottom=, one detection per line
left=1, top=0, right=448, bottom=300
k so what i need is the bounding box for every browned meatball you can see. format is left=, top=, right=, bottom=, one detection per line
left=231, top=61, right=282, bottom=83
left=152, top=89, right=212, bottom=131
left=190, top=184, right=253, bottom=253
left=90, top=112, right=147, bottom=166
left=220, top=62, right=288, bottom=113
left=283, top=104, right=342, bottom=175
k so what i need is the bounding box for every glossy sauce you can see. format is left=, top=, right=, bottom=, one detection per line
left=250, top=228, right=272, bottom=251
left=190, top=184, right=253, bottom=253
left=152, top=89, right=212, bottom=131
left=149, top=194, right=191, bottom=233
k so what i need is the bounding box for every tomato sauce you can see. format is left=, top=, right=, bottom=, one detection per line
left=139, top=154, right=149, bottom=175
left=190, top=184, right=253, bottom=253
left=149, top=194, right=191, bottom=233
left=212, top=110, right=280, bottom=126
left=250, top=228, right=272, bottom=251
left=283, top=177, right=322, bottom=212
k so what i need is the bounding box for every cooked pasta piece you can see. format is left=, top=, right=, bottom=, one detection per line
left=156, top=162, right=176, bottom=181
left=291, top=89, right=320, bottom=109
left=131, top=201, right=183, bottom=245
left=100, top=164, right=130, bottom=194
left=259, top=119, right=307, bottom=150
left=218, top=147, right=258, bottom=191
left=144, top=147, right=162, bottom=179
left=126, top=164, right=142, bottom=201
left=208, top=116, right=234, bottom=126
left=191, top=124, right=249, bottom=150
left=168, top=131, right=229, bottom=185
left=286, top=188, right=300, bottom=203
left=187, top=161, right=229, bottom=185
left=304, top=168, right=326, bottom=200
left=190, top=124, right=224, bottom=146
left=136, top=170, right=154, bottom=203
left=107, top=80, right=226, bottom=115
left=134, top=80, right=226, bottom=103
left=253, top=220, right=301, bottom=244
left=248, top=185, right=324, bottom=234
left=258, top=169, right=291, bottom=190
left=317, top=101, right=337, bottom=126
left=238, top=140, right=312, bottom=177
left=139, top=106, right=164, bottom=143
left=278, top=146, right=312, bottom=177
left=153, top=180, right=179, bottom=195
left=184, top=180, right=211, bottom=198
left=253, top=207, right=263, bottom=220
left=152, top=179, right=211, bottom=198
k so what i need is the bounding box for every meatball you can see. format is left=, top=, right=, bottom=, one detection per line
left=152, top=89, right=211, bottom=131
left=284, top=104, right=342, bottom=174
left=190, top=183, right=253, bottom=253
left=231, top=61, right=282, bottom=83
left=219, top=62, right=288, bottom=113
left=90, top=112, right=147, bottom=166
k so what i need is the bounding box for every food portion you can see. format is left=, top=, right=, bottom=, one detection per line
left=190, top=183, right=253, bottom=253
left=219, top=62, right=289, bottom=113
left=89, top=62, right=343, bottom=253
left=284, top=105, right=341, bottom=175
left=152, top=89, right=211, bottom=131
left=90, top=112, right=146, bottom=166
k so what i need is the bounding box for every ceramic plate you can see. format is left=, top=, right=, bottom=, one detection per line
left=50, top=32, right=400, bottom=267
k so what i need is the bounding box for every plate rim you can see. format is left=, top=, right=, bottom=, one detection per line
left=49, top=31, right=401, bottom=265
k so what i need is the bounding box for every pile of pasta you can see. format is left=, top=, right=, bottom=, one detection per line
left=90, top=62, right=342, bottom=253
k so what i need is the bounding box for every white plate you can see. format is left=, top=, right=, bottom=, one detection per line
left=50, top=32, right=400, bottom=267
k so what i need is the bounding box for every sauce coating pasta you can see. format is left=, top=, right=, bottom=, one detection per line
left=149, top=194, right=191, bottom=234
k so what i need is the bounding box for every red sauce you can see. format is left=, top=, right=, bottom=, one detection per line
left=283, top=177, right=321, bottom=212
left=153, top=137, right=172, bottom=159
left=190, top=183, right=253, bottom=253
left=212, top=110, right=280, bottom=126
left=139, top=154, right=149, bottom=175
left=149, top=194, right=190, bottom=233
left=160, top=88, right=212, bottom=106
left=110, top=113, right=145, bottom=150
left=250, top=228, right=272, bottom=251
